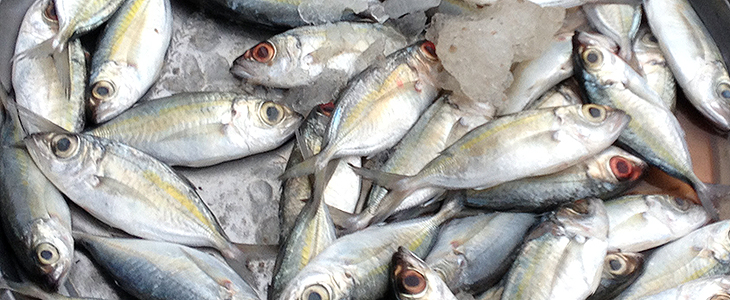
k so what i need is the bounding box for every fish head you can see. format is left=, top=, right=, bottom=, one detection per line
left=647, top=195, right=710, bottom=234
left=230, top=98, right=302, bottom=148
left=277, top=264, right=349, bottom=300
left=690, top=61, right=730, bottom=131
left=391, top=247, right=451, bottom=300
left=556, top=198, right=609, bottom=239
left=230, top=36, right=309, bottom=88
left=24, top=132, right=97, bottom=178
left=554, top=104, right=630, bottom=153
left=587, top=146, right=646, bottom=184
left=88, top=63, right=143, bottom=123
left=573, top=31, right=623, bottom=87
left=601, top=252, right=644, bottom=283
left=410, top=40, right=441, bottom=87
left=22, top=217, right=74, bottom=290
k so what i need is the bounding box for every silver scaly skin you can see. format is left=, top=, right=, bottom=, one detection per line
left=632, top=26, right=677, bottom=112
left=51, top=0, right=125, bottom=51
left=75, top=233, right=260, bottom=300
left=88, top=92, right=302, bottom=167
left=613, top=221, right=730, bottom=300
left=391, top=247, right=458, bottom=300
left=583, top=3, right=641, bottom=62
left=501, top=198, right=609, bottom=300
left=525, top=78, right=584, bottom=110
left=88, top=0, right=173, bottom=123
left=231, top=22, right=407, bottom=89
left=644, top=0, right=730, bottom=131
left=638, top=276, right=730, bottom=300
left=605, top=194, right=709, bottom=253
left=12, top=0, right=85, bottom=133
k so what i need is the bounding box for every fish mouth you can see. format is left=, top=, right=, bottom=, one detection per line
left=230, top=59, right=252, bottom=80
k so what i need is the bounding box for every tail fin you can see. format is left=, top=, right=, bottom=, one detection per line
left=280, top=153, right=318, bottom=180
left=695, top=182, right=730, bottom=221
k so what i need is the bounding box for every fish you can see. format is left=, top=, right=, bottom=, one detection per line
left=348, top=104, right=629, bottom=230
left=391, top=247, right=458, bottom=300
left=230, top=22, right=407, bottom=89
left=586, top=252, right=644, bottom=300
left=638, top=276, right=730, bottom=300
left=276, top=195, right=462, bottom=300
left=574, top=30, right=724, bottom=220
left=87, top=92, right=302, bottom=167
left=12, top=0, right=86, bottom=133
left=582, top=3, right=641, bottom=63
left=644, top=0, right=730, bottom=131
left=499, top=32, right=575, bottom=115
left=524, top=78, right=583, bottom=110
left=632, top=26, right=677, bottom=111
left=613, top=220, right=730, bottom=299
left=501, top=198, right=609, bottom=300
left=604, top=194, right=709, bottom=252
left=465, top=146, right=645, bottom=212
left=280, top=40, right=442, bottom=179
left=0, top=276, right=103, bottom=300
left=0, top=88, right=74, bottom=291
left=87, top=0, right=173, bottom=123
left=75, top=233, right=260, bottom=300
left=424, top=212, right=537, bottom=293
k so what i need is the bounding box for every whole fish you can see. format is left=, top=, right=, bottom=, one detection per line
left=88, top=0, right=173, bottom=123
left=75, top=233, right=260, bottom=300
left=231, top=22, right=407, bottom=89
left=281, top=40, right=442, bottom=178
left=605, top=194, right=709, bottom=252
left=639, top=276, right=730, bottom=300
left=587, top=252, right=644, bottom=300
left=582, top=4, right=641, bottom=62
left=12, top=0, right=86, bottom=133
left=88, top=92, right=302, bottom=167
left=574, top=31, right=722, bottom=220
left=632, top=27, right=677, bottom=111
left=391, top=247, right=458, bottom=300
left=524, top=78, right=583, bottom=110
left=425, top=212, right=537, bottom=293
left=499, top=32, right=574, bottom=115
left=350, top=104, right=629, bottom=230
left=614, top=220, right=730, bottom=299
left=466, top=146, right=645, bottom=212
left=501, top=198, right=609, bottom=300
left=24, top=131, right=242, bottom=260
left=276, top=196, right=462, bottom=300
left=644, top=0, right=730, bottom=131
left=0, top=97, right=73, bottom=291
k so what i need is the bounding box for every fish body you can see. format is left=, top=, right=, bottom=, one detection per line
left=638, top=275, right=730, bottom=300
left=391, top=247, right=458, bottom=300
left=502, top=198, right=609, bottom=300
left=231, top=22, right=407, bottom=89
left=605, top=194, right=709, bottom=252
left=88, top=92, right=302, bottom=167
left=525, top=78, right=583, bottom=110
left=88, top=0, right=173, bottom=123
left=633, top=27, right=677, bottom=111
left=644, top=0, right=730, bottom=131
left=466, top=146, right=645, bottom=212
left=51, top=0, right=126, bottom=51
left=583, top=3, right=641, bottom=61
left=76, top=234, right=259, bottom=300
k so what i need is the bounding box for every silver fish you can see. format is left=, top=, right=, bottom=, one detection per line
left=391, top=247, right=458, bottom=300
left=613, top=220, right=730, bottom=299
left=88, top=92, right=302, bottom=167
left=574, top=30, right=721, bottom=220
left=525, top=78, right=584, bottom=110
left=583, top=3, right=641, bottom=62
left=587, top=252, right=644, bottom=300
left=277, top=197, right=462, bottom=300
left=48, top=0, right=125, bottom=51
left=12, top=0, right=86, bottom=133
left=425, top=212, right=537, bottom=293
left=88, top=0, right=173, bottom=123
left=639, top=276, right=730, bottom=300
left=75, top=233, right=260, bottom=300
left=502, top=198, right=609, bottom=300
left=644, top=0, right=730, bottom=131
left=605, top=194, right=709, bottom=252
left=231, top=22, right=407, bottom=89
left=632, top=26, right=677, bottom=111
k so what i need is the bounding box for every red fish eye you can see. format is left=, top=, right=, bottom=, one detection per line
left=318, top=102, right=335, bottom=117
left=610, top=156, right=640, bottom=181
left=251, top=41, right=275, bottom=63
left=420, top=41, right=437, bottom=61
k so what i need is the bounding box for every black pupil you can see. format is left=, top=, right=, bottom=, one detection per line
left=45, top=3, right=57, bottom=20
left=256, top=45, right=269, bottom=59
left=40, top=250, right=53, bottom=260
left=307, top=292, right=321, bottom=300
left=403, top=275, right=421, bottom=288
left=721, top=89, right=730, bottom=99
left=589, top=107, right=601, bottom=118
left=616, top=160, right=629, bottom=174
left=95, top=86, right=109, bottom=97
left=609, top=259, right=622, bottom=271
left=56, top=138, right=71, bottom=152
left=587, top=52, right=599, bottom=63
left=649, top=35, right=658, bottom=43
left=675, top=197, right=685, bottom=206
left=266, top=106, right=279, bottom=121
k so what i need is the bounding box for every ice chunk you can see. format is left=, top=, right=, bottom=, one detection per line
left=387, top=10, right=429, bottom=38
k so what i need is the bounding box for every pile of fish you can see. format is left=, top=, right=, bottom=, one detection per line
left=1, top=0, right=730, bottom=299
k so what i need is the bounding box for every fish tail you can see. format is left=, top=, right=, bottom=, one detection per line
left=695, top=182, right=730, bottom=221
left=348, top=164, right=413, bottom=190
left=433, top=191, right=465, bottom=222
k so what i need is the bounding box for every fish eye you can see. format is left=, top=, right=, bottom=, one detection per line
left=609, top=156, right=637, bottom=181
left=671, top=197, right=691, bottom=211
left=605, top=254, right=627, bottom=275
left=251, top=41, right=275, bottom=63
left=91, top=80, right=116, bottom=101
left=566, top=199, right=590, bottom=215
left=420, top=41, right=438, bottom=61
left=582, top=48, right=603, bottom=68
left=581, top=104, right=607, bottom=122
left=43, top=0, right=58, bottom=23
left=716, top=82, right=730, bottom=100
left=317, top=102, right=335, bottom=117
left=51, top=134, right=78, bottom=158
left=641, top=32, right=658, bottom=46
left=36, top=243, right=59, bottom=265
left=260, top=102, right=285, bottom=125
left=301, top=284, right=330, bottom=300
left=396, top=269, right=427, bottom=296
